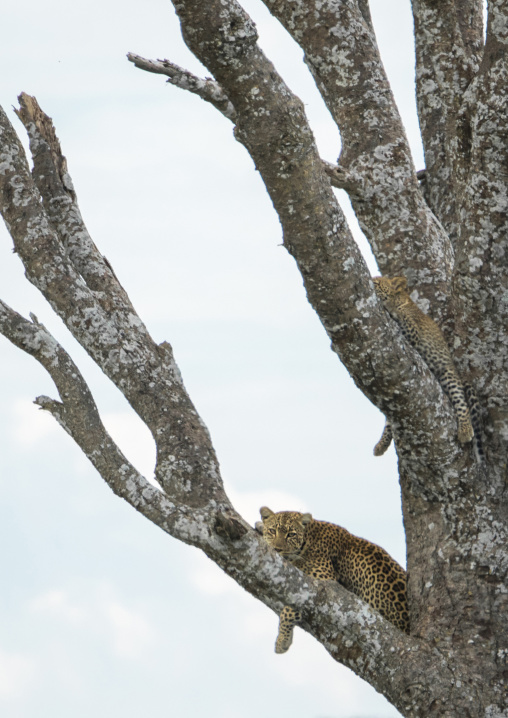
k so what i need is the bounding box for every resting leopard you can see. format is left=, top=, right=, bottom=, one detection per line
left=372, top=275, right=477, bottom=455
left=256, top=507, right=409, bottom=653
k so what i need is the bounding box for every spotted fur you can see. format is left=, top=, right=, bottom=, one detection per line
left=373, top=275, right=475, bottom=453
left=373, top=421, right=394, bottom=457
left=257, top=507, right=409, bottom=653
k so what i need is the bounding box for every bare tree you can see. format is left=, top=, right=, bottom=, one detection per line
left=0, top=1, right=507, bottom=717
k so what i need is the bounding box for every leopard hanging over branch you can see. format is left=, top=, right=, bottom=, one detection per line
left=256, top=507, right=409, bottom=653
left=372, top=275, right=482, bottom=458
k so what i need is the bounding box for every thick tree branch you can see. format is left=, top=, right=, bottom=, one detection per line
left=14, top=94, right=137, bottom=319
left=261, top=0, right=453, bottom=313
left=0, top=100, right=222, bottom=507
left=126, top=33, right=480, bottom=506
left=411, top=0, right=483, bottom=240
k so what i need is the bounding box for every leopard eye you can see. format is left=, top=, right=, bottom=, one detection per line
left=287, top=531, right=297, bottom=538
left=268, top=528, right=276, bottom=535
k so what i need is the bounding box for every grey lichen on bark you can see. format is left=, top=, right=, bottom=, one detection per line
left=1, top=0, right=507, bottom=716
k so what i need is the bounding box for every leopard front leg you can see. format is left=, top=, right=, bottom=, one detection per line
left=275, top=606, right=302, bottom=654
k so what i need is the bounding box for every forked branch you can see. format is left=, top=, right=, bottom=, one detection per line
left=0, top=300, right=171, bottom=524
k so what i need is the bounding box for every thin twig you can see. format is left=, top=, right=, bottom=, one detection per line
left=127, top=53, right=236, bottom=121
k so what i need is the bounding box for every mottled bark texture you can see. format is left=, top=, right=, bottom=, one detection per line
left=1, top=0, right=507, bottom=716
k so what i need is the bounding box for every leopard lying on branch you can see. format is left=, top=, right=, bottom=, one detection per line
left=372, top=275, right=482, bottom=458
left=256, top=507, right=409, bottom=653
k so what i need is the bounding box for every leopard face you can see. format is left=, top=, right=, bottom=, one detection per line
left=372, top=275, right=409, bottom=312
left=259, top=506, right=312, bottom=560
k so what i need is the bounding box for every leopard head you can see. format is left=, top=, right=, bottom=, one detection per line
left=258, top=507, right=313, bottom=559
left=373, top=275, right=409, bottom=310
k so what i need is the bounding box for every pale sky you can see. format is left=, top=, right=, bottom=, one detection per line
left=0, top=1, right=422, bottom=717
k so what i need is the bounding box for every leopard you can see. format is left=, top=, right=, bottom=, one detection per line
left=256, top=507, right=409, bottom=653
left=372, top=275, right=477, bottom=455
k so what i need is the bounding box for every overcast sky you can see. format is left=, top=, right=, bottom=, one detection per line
left=1, top=2, right=423, bottom=717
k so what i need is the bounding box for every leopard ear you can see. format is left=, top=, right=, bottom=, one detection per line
left=260, top=506, right=274, bottom=521
left=254, top=520, right=264, bottom=534
left=301, top=512, right=313, bottom=526
left=392, top=276, right=408, bottom=292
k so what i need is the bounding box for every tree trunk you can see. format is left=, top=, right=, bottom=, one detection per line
left=0, top=1, right=507, bottom=716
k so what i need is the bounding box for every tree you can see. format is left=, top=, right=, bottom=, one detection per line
left=0, top=1, right=507, bottom=717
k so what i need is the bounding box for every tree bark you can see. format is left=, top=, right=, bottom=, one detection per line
left=1, top=1, right=507, bottom=716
